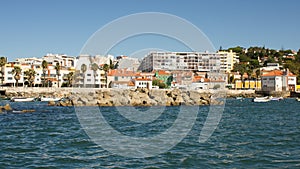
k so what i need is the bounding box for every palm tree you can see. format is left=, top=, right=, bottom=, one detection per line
left=24, top=68, right=36, bottom=87
left=54, top=62, right=61, bottom=88
left=11, top=66, right=22, bottom=87
left=255, top=69, right=261, bottom=89
left=41, top=60, right=48, bottom=87
left=233, top=63, right=246, bottom=89
left=66, top=72, right=74, bottom=87
left=109, top=59, right=114, bottom=69
left=102, top=64, right=109, bottom=88
left=0, top=57, right=7, bottom=86
left=81, top=64, right=87, bottom=87
left=246, top=70, right=252, bottom=89
left=91, top=63, right=99, bottom=88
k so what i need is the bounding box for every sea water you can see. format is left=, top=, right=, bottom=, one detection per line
left=0, top=99, right=299, bottom=168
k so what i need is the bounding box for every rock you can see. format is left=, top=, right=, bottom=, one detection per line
left=78, top=97, right=89, bottom=105
left=4, top=104, right=12, bottom=111
left=21, top=109, right=35, bottom=113
left=48, top=101, right=56, bottom=106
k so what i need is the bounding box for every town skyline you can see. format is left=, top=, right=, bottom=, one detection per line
left=1, top=0, right=300, bottom=60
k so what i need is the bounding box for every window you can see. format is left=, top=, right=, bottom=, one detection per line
left=8, top=77, right=13, bottom=80
left=87, top=79, right=91, bottom=82
left=87, top=74, right=91, bottom=76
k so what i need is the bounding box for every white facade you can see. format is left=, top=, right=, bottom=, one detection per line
left=139, top=51, right=221, bottom=72
left=117, top=57, right=140, bottom=71
left=134, top=78, right=152, bottom=89
left=43, top=53, right=76, bottom=68
left=262, top=76, right=283, bottom=91
left=261, top=70, right=297, bottom=92
left=217, top=50, right=239, bottom=73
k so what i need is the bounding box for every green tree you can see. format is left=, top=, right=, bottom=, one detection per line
left=245, top=65, right=253, bottom=88
left=0, top=57, right=7, bottom=86
left=24, top=68, right=36, bottom=87
left=227, top=46, right=244, bottom=54
left=152, top=79, right=167, bottom=89
left=41, top=60, right=48, bottom=87
left=12, top=66, right=22, bottom=87
left=54, top=62, right=61, bottom=87
left=255, top=69, right=261, bottom=79
left=254, top=69, right=261, bottom=88
left=91, top=63, right=99, bottom=87
left=102, top=64, right=109, bottom=88
left=66, top=72, right=74, bottom=87
left=233, top=63, right=246, bottom=81
left=109, top=59, right=114, bottom=69
left=81, top=64, right=87, bottom=87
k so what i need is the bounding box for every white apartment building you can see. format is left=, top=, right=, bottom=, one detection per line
left=139, top=51, right=221, bottom=72
left=2, top=53, right=77, bottom=87
left=116, top=56, right=140, bottom=71
left=2, top=62, right=26, bottom=87
left=217, top=50, right=239, bottom=73
left=74, top=55, right=107, bottom=88
left=42, top=53, right=76, bottom=68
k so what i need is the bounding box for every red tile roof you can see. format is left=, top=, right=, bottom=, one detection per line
left=157, top=70, right=171, bottom=76
left=135, top=77, right=152, bottom=81
left=261, top=70, right=296, bottom=77
left=107, top=69, right=137, bottom=76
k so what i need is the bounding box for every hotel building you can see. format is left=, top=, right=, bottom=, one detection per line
left=139, top=51, right=221, bottom=72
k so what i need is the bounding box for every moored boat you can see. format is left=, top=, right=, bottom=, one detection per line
left=11, top=97, right=35, bottom=102
left=253, top=96, right=270, bottom=102
left=296, top=98, right=300, bottom=102
left=269, top=96, right=284, bottom=101
left=40, top=97, right=61, bottom=102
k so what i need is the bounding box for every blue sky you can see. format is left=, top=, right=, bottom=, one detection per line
left=1, top=0, right=300, bottom=61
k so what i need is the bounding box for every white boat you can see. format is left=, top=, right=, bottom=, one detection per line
left=11, top=97, right=35, bottom=102
left=269, top=96, right=283, bottom=101
left=40, top=97, right=61, bottom=102
left=296, top=98, right=300, bottom=102
left=253, top=97, right=270, bottom=102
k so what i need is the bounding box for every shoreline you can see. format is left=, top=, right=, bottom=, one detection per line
left=0, top=87, right=261, bottom=107
left=1, top=87, right=261, bottom=98
left=0, top=87, right=296, bottom=107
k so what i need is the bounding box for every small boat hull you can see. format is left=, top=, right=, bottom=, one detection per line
left=11, top=97, right=35, bottom=102
left=253, top=97, right=270, bottom=102
left=40, top=98, right=61, bottom=102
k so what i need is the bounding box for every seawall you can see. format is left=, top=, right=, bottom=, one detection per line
left=1, top=87, right=265, bottom=106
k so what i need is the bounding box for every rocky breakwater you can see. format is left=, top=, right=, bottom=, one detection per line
left=4, top=87, right=72, bottom=99
left=55, top=88, right=224, bottom=107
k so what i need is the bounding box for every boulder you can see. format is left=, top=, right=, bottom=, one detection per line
left=4, top=104, right=12, bottom=111
left=48, top=101, right=56, bottom=106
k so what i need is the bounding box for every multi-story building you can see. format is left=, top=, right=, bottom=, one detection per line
left=139, top=51, right=221, bottom=73
left=116, top=56, right=140, bottom=71
left=74, top=55, right=106, bottom=88
left=261, top=69, right=297, bottom=92
left=2, top=62, right=26, bottom=87
left=42, top=53, right=76, bottom=68
left=217, top=50, right=239, bottom=73
left=2, top=54, right=77, bottom=87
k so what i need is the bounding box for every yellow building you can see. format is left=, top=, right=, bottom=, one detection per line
left=235, top=80, right=261, bottom=90
left=296, top=85, right=300, bottom=92
left=218, top=50, right=239, bottom=73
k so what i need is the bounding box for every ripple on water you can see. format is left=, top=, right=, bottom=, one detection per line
left=0, top=99, right=299, bottom=168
